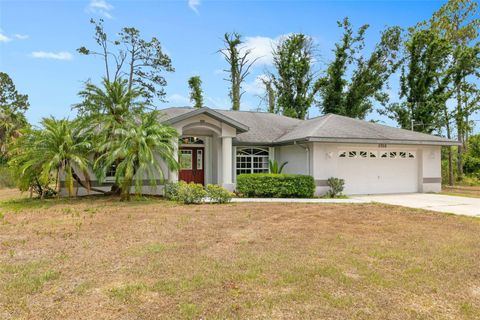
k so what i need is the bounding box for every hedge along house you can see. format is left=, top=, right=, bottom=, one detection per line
left=62, top=107, right=458, bottom=196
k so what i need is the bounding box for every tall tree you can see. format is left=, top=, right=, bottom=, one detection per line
left=78, top=19, right=174, bottom=104
left=219, top=32, right=257, bottom=111
left=188, top=76, right=204, bottom=108
left=0, top=72, right=29, bottom=158
left=383, top=29, right=452, bottom=134
left=429, top=0, right=480, bottom=180
left=317, top=18, right=402, bottom=119
left=74, top=78, right=147, bottom=194
left=260, top=76, right=277, bottom=114
left=272, top=33, right=317, bottom=119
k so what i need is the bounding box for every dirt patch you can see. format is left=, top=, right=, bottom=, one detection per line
left=0, top=193, right=479, bottom=319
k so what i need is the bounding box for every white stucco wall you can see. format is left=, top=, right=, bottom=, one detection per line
left=275, top=143, right=313, bottom=175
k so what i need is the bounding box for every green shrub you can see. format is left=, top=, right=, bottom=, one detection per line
left=236, top=174, right=315, bottom=198
left=206, top=184, right=234, bottom=203
left=164, top=182, right=180, bottom=200
left=326, top=177, right=345, bottom=198
left=176, top=182, right=207, bottom=204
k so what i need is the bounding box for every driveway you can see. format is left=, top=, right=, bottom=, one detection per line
left=354, top=193, right=480, bottom=217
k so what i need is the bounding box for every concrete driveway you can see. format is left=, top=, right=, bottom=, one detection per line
left=354, top=193, right=480, bottom=217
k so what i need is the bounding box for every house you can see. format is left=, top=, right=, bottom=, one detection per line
left=64, top=107, right=458, bottom=196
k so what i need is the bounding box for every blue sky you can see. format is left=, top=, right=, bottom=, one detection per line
left=0, top=0, right=464, bottom=128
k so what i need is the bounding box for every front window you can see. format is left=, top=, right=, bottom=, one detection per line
left=236, top=147, right=269, bottom=175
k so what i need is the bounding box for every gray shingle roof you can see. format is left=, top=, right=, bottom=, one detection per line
left=160, top=107, right=458, bottom=146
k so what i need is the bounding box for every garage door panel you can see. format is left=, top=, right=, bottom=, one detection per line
left=337, top=150, right=418, bottom=195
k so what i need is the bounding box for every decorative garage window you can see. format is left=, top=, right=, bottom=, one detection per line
left=339, top=150, right=417, bottom=159
left=236, top=147, right=269, bottom=175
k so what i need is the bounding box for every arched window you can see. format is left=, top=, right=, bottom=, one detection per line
left=236, top=147, right=269, bottom=175
left=180, top=136, right=204, bottom=145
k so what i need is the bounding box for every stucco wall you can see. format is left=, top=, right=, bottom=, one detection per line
left=275, top=143, right=313, bottom=175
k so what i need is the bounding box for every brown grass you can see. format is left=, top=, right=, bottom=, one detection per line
left=0, top=193, right=479, bottom=319
left=442, top=185, right=480, bottom=198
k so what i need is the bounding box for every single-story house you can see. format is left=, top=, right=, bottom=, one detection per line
left=63, top=107, right=459, bottom=196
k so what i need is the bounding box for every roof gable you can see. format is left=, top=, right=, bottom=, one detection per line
left=163, top=107, right=249, bottom=133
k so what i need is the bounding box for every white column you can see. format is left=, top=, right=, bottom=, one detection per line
left=221, top=136, right=234, bottom=191
left=169, top=139, right=179, bottom=182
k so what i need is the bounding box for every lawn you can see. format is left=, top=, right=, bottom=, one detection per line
left=0, top=191, right=479, bottom=319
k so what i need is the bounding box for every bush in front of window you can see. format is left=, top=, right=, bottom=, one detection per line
left=236, top=174, right=315, bottom=198
left=206, top=184, right=234, bottom=203
left=326, top=177, right=345, bottom=198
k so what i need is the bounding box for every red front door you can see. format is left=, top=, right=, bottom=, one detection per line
left=179, top=147, right=205, bottom=185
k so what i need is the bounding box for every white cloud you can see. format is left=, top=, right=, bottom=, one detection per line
left=241, top=36, right=281, bottom=66
left=188, top=0, right=200, bottom=14
left=31, top=51, right=73, bottom=60
left=168, top=93, right=191, bottom=105
left=87, top=0, right=114, bottom=19
left=14, top=34, right=29, bottom=40
left=244, top=74, right=270, bottom=96
left=0, top=33, right=11, bottom=43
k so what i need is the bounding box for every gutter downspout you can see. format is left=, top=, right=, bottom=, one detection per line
left=294, top=140, right=310, bottom=175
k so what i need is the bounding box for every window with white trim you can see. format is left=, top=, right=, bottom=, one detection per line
left=236, top=147, right=269, bottom=175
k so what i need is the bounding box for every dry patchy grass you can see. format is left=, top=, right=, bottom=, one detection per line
left=442, top=185, right=480, bottom=199
left=0, top=193, right=479, bottom=319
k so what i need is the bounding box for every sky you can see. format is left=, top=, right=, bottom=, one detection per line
left=1, top=0, right=475, bottom=131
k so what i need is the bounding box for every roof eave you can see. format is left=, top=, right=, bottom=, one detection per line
left=304, top=137, right=461, bottom=146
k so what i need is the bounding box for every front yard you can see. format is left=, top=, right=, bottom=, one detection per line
left=0, top=191, right=479, bottom=319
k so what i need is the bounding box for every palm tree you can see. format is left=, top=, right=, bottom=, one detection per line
left=75, top=78, right=146, bottom=128
left=0, top=108, right=28, bottom=159
left=94, top=111, right=179, bottom=200
left=9, top=118, right=92, bottom=197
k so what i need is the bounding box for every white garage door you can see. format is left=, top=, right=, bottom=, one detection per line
left=337, top=150, right=419, bottom=195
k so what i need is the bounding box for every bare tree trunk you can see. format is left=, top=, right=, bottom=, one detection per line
left=456, top=89, right=464, bottom=181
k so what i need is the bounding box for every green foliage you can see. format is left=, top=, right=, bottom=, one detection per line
left=176, top=181, right=207, bottom=204
left=0, top=72, right=29, bottom=158
left=272, top=34, right=316, bottom=119
left=383, top=29, right=452, bottom=133
left=8, top=119, right=90, bottom=198
left=269, top=160, right=288, bottom=174
left=464, top=134, right=480, bottom=175
left=326, top=177, right=345, bottom=198
left=317, top=18, right=402, bottom=119
left=236, top=174, right=315, bottom=198
left=77, top=18, right=174, bottom=104
left=94, top=110, right=179, bottom=200
left=206, top=184, right=233, bottom=203
left=219, top=32, right=257, bottom=111
left=164, top=182, right=181, bottom=201
left=188, top=76, right=204, bottom=108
